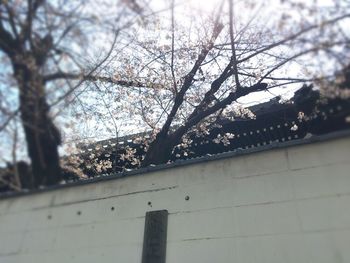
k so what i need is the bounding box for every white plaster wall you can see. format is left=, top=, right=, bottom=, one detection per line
left=1, top=135, right=350, bottom=263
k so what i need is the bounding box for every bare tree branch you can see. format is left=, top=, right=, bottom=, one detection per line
left=43, top=72, right=164, bottom=89
left=51, top=29, right=121, bottom=107
left=237, top=13, right=350, bottom=64
left=257, top=41, right=348, bottom=84
left=170, top=0, right=177, bottom=94
left=158, top=13, right=224, bottom=137
left=228, top=0, right=240, bottom=88
left=0, top=109, right=19, bottom=133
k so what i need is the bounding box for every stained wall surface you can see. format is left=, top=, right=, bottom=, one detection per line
left=1, top=135, right=350, bottom=263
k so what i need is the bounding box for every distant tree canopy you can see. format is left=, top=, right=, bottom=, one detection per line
left=0, top=0, right=349, bottom=191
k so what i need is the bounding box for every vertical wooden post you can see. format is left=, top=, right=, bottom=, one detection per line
left=141, top=210, right=168, bottom=263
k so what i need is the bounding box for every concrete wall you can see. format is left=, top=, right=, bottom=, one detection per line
left=1, top=135, right=350, bottom=263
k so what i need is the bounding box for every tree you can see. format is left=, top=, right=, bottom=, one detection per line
left=111, top=0, right=350, bottom=166
left=62, top=0, right=350, bottom=170
left=0, top=0, right=151, bottom=188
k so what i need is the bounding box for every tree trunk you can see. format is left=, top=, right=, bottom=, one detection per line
left=142, top=131, right=181, bottom=167
left=14, top=59, right=62, bottom=187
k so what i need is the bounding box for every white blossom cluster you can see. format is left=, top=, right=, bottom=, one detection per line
left=213, top=133, right=235, bottom=146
